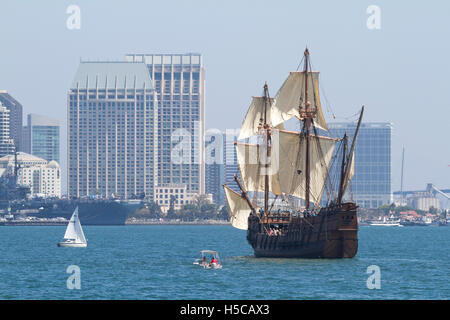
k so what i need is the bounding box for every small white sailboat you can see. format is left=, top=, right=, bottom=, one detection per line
left=57, top=207, right=87, bottom=247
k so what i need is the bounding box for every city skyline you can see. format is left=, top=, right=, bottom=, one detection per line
left=0, top=1, right=449, bottom=193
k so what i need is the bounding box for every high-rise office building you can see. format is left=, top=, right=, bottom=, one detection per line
left=328, top=122, right=393, bottom=208
left=23, top=114, right=60, bottom=163
left=0, top=102, right=15, bottom=157
left=205, top=163, right=224, bottom=205
left=205, top=130, right=224, bottom=205
left=223, top=130, right=240, bottom=194
left=0, top=90, right=23, bottom=152
left=68, top=61, right=158, bottom=199
left=124, top=53, right=205, bottom=196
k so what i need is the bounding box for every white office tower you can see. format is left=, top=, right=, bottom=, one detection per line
left=68, top=61, right=158, bottom=199
left=124, top=54, right=205, bottom=196
left=0, top=102, right=15, bottom=157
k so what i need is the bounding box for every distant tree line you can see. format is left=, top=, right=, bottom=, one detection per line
left=129, top=195, right=229, bottom=221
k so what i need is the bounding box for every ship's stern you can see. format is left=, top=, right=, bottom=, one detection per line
left=323, top=203, right=358, bottom=258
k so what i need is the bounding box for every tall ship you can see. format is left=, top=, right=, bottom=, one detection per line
left=224, top=48, right=363, bottom=258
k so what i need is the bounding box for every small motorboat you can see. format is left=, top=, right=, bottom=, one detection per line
left=368, top=216, right=401, bottom=227
left=193, top=250, right=222, bottom=269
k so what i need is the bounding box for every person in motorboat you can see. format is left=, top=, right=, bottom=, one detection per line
left=210, top=256, right=218, bottom=266
left=202, top=256, right=207, bottom=266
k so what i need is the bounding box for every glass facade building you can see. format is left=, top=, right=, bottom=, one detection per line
left=23, top=114, right=60, bottom=163
left=68, top=61, right=158, bottom=199
left=204, top=130, right=241, bottom=205
left=223, top=130, right=240, bottom=194
left=124, top=54, right=205, bottom=195
left=327, top=122, right=393, bottom=208
left=205, top=130, right=225, bottom=205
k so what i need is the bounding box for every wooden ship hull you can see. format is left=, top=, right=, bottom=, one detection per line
left=246, top=202, right=358, bottom=258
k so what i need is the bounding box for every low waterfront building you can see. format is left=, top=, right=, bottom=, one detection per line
left=154, top=183, right=212, bottom=213
left=154, top=184, right=189, bottom=213
left=0, top=152, right=61, bottom=197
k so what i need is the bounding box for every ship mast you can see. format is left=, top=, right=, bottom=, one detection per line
left=301, top=48, right=314, bottom=210
left=337, top=106, right=364, bottom=204
left=263, top=83, right=270, bottom=215
left=337, top=133, right=348, bottom=204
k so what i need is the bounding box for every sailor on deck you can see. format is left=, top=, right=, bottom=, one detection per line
left=259, top=208, right=264, bottom=218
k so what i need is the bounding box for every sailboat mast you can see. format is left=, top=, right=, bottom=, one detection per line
left=303, top=48, right=312, bottom=210
left=263, top=83, right=270, bottom=215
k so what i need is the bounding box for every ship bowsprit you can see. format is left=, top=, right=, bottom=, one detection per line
left=246, top=203, right=358, bottom=259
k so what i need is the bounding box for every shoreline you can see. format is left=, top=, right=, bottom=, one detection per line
left=0, top=219, right=231, bottom=226
left=0, top=221, right=68, bottom=226
left=125, top=219, right=230, bottom=225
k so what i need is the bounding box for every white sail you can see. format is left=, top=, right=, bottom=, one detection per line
left=238, top=72, right=327, bottom=141
left=235, top=131, right=282, bottom=196
left=74, top=212, right=87, bottom=243
left=271, top=71, right=328, bottom=131
left=342, top=152, right=355, bottom=194
left=223, top=185, right=254, bottom=230
left=235, top=129, right=336, bottom=205
left=63, top=207, right=86, bottom=243
left=238, top=96, right=281, bottom=140
left=64, top=207, right=79, bottom=240
left=276, top=130, right=336, bottom=205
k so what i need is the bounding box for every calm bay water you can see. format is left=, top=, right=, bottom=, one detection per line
left=0, top=225, right=448, bottom=299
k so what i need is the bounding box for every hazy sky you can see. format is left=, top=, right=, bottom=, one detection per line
left=0, top=0, right=449, bottom=193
